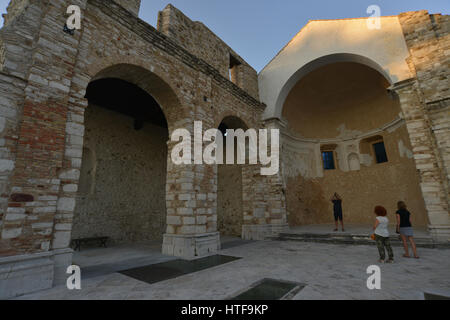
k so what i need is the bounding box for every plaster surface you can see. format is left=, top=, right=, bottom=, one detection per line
left=259, top=16, right=412, bottom=119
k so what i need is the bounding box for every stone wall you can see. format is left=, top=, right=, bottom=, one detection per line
left=0, top=0, right=88, bottom=257
left=157, top=4, right=259, bottom=100
left=217, top=164, right=243, bottom=236
left=0, top=0, right=276, bottom=262
left=282, top=122, right=428, bottom=227
left=0, top=73, right=26, bottom=247
left=397, top=11, right=450, bottom=239
left=2, top=0, right=30, bottom=26
left=113, top=0, right=141, bottom=16
left=0, top=1, right=45, bottom=216
left=71, top=104, right=168, bottom=243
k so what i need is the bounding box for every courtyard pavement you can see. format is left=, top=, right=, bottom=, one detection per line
left=14, top=237, right=450, bottom=300
left=287, top=223, right=430, bottom=238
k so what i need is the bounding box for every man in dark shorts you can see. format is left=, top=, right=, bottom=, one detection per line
left=331, top=193, right=344, bottom=231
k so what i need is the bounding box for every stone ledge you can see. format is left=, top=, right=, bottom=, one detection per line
left=389, top=78, right=417, bottom=91
left=0, top=251, right=54, bottom=299
left=429, top=225, right=450, bottom=242
left=242, top=223, right=289, bottom=240
left=162, top=232, right=221, bottom=259
left=426, top=97, right=450, bottom=111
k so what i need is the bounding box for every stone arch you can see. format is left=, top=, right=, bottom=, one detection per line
left=218, top=115, right=250, bottom=131
left=69, top=62, right=185, bottom=245
left=275, top=53, right=394, bottom=120
left=87, top=63, right=186, bottom=134
left=259, top=16, right=413, bottom=120
left=216, top=115, right=249, bottom=237
left=278, top=54, right=428, bottom=228
left=214, top=110, right=251, bottom=130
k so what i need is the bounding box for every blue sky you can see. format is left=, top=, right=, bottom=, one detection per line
left=0, top=0, right=448, bottom=72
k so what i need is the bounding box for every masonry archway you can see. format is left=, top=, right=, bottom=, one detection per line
left=71, top=64, right=181, bottom=246
left=281, top=59, right=428, bottom=227
left=216, top=116, right=248, bottom=237
left=275, top=53, right=394, bottom=120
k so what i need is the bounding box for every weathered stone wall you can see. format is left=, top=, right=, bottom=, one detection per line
left=282, top=123, right=428, bottom=227
left=0, top=1, right=44, bottom=79
left=113, top=0, right=141, bottom=16
left=427, top=100, right=450, bottom=202
left=71, top=104, right=168, bottom=243
left=317, top=124, right=428, bottom=226
left=217, top=164, right=243, bottom=236
left=397, top=11, right=449, bottom=239
left=0, top=73, right=26, bottom=244
left=403, top=12, right=450, bottom=200
left=2, top=0, right=30, bottom=26
left=0, top=0, right=276, bottom=261
left=0, top=0, right=88, bottom=256
left=0, top=2, right=45, bottom=244
left=157, top=4, right=259, bottom=100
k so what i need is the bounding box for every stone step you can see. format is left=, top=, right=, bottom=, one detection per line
left=267, top=233, right=450, bottom=249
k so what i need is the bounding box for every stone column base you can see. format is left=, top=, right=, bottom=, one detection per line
left=429, top=225, right=450, bottom=243
left=242, top=223, right=289, bottom=240
left=0, top=251, right=54, bottom=299
left=162, top=232, right=221, bottom=259
left=51, top=248, right=73, bottom=286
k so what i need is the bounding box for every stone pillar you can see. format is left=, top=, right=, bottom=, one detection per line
left=242, top=118, right=289, bottom=240
left=392, top=79, right=450, bottom=241
left=0, top=0, right=87, bottom=298
left=162, top=141, right=220, bottom=259
left=51, top=71, right=90, bottom=286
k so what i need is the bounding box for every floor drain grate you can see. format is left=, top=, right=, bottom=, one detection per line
left=229, top=278, right=305, bottom=300
left=424, top=292, right=450, bottom=300
left=119, top=255, right=240, bottom=285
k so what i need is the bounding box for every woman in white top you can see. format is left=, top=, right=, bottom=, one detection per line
left=373, top=206, right=394, bottom=263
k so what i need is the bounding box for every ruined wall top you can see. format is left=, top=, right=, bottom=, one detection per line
left=157, top=4, right=260, bottom=99
left=2, top=0, right=29, bottom=26
left=113, top=0, right=141, bottom=16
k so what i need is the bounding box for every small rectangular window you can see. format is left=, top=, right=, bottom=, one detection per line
left=373, top=141, right=388, bottom=163
left=322, top=151, right=335, bottom=170
left=229, top=54, right=241, bottom=84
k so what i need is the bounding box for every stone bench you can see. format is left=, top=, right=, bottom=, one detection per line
left=71, top=237, right=109, bottom=251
